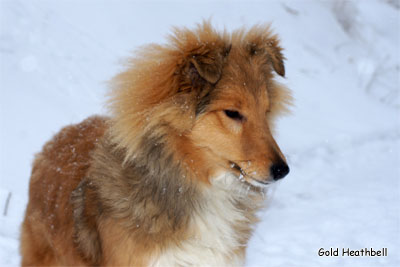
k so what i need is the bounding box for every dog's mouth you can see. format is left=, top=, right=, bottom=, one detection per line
left=229, top=161, right=274, bottom=187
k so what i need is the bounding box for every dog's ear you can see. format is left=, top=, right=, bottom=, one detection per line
left=181, top=44, right=231, bottom=90
left=264, top=39, right=285, bottom=77
left=247, top=33, right=285, bottom=77
left=189, top=45, right=231, bottom=84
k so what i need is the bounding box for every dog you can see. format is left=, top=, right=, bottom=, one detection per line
left=20, top=22, right=292, bottom=266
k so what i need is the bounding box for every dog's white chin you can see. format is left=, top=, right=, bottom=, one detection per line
left=245, top=177, right=274, bottom=188
left=212, top=172, right=272, bottom=192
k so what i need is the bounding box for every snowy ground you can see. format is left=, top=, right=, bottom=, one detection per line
left=1, top=0, right=399, bottom=266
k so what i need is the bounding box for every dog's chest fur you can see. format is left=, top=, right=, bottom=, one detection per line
left=151, top=174, right=262, bottom=266
left=81, top=137, right=263, bottom=266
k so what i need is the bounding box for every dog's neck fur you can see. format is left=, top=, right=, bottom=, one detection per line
left=85, top=132, right=264, bottom=265
left=152, top=173, right=264, bottom=266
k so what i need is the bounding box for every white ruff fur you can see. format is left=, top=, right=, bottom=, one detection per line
left=151, top=172, right=265, bottom=267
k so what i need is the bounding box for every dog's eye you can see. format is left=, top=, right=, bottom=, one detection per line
left=224, top=110, right=244, bottom=121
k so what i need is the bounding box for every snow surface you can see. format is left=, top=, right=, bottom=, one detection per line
left=0, top=0, right=399, bottom=266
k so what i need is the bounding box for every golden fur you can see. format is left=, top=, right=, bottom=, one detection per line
left=21, top=22, right=292, bottom=266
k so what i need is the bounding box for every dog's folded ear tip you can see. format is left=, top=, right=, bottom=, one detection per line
left=184, top=45, right=229, bottom=85
left=200, top=64, right=223, bottom=84
left=276, top=65, right=285, bottom=77
left=268, top=47, right=285, bottom=77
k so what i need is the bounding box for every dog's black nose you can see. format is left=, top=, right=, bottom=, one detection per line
left=271, top=163, right=289, bottom=180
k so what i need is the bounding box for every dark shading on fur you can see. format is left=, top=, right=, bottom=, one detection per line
left=86, top=131, right=201, bottom=237
left=70, top=180, right=102, bottom=265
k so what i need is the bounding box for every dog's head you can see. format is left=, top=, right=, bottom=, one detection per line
left=110, top=22, right=292, bottom=187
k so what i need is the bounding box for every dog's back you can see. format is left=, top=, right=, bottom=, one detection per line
left=21, top=116, right=108, bottom=266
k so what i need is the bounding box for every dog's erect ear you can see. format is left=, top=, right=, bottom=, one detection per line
left=183, top=44, right=231, bottom=89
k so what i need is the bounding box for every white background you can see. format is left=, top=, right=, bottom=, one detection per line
left=0, top=0, right=399, bottom=266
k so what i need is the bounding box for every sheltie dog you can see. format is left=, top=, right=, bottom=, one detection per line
left=20, top=22, right=292, bottom=266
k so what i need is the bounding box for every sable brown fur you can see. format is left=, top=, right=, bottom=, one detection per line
left=21, top=116, right=107, bottom=265
left=21, top=21, right=292, bottom=266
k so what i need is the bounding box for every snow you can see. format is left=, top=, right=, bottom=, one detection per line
left=0, top=0, right=399, bottom=266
